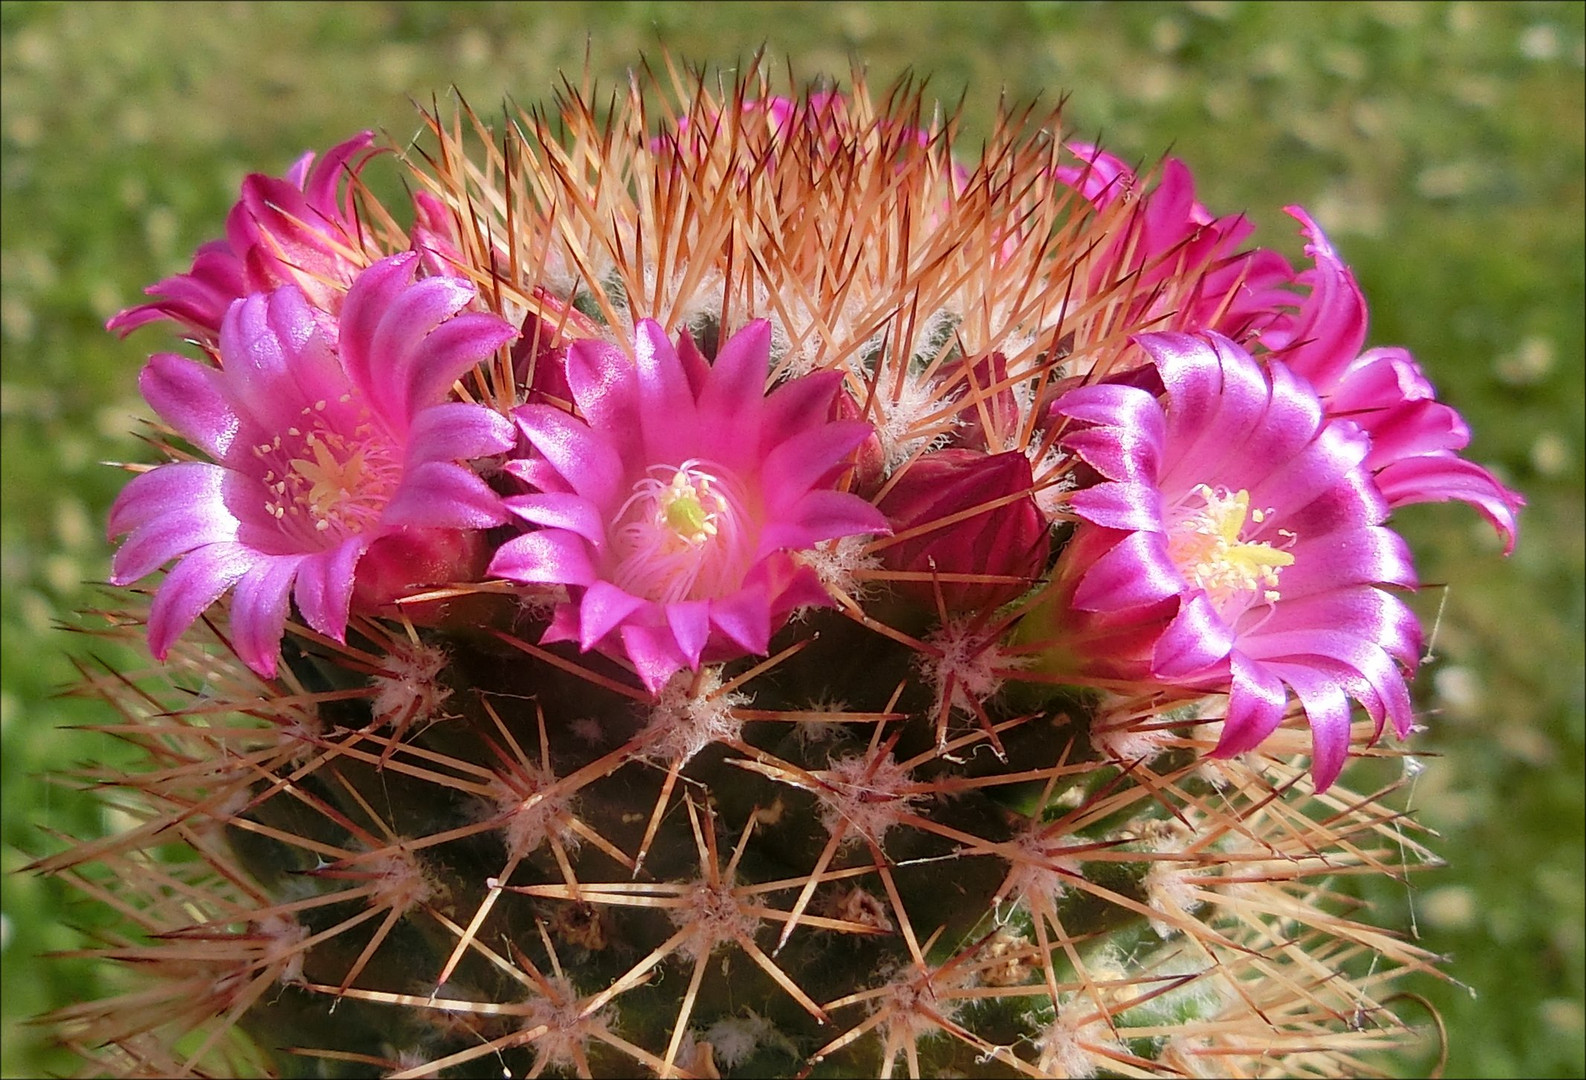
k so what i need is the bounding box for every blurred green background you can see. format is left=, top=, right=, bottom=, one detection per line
left=2, top=2, right=1580, bottom=1076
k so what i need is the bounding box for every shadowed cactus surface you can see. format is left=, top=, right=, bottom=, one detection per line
left=35, top=60, right=1520, bottom=1078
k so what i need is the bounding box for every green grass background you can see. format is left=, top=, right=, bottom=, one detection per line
left=2, top=2, right=1581, bottom=1076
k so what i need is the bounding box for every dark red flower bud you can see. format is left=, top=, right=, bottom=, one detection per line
left=877, top=449, right=1050, bottom=611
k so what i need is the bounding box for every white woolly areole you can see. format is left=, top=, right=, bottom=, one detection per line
left=1028, top=443, right=1075, bottom=520
left=487, top=766, right=579, bottom=859
left=797, top=534, right=880, bottom=602
left=818, top=751, right=920, bottom=844
left=920, top=617, right=1022, bottom=719
left=1034, top=1003, right=1122, bottom=1078
left=370, top=640, right=451, bottom=731
left=702, top=1010, right=785, bottom=1069
left=361, top=844, right=436, bottom=915
left=520, top=975, right=609, bottom=1073
left=672, top=876, right=758, bottom=962
left=870, top=361, right=957, bottom=472
left=641, top=667, right=748, bottom=765
left=1144, top=860, right=1206, bottom=938
left=871, top=960, right=969, bottom=1061
left=253, top=912, right=309, bottom=987
left=1002, top=820, right=1086, bottom=909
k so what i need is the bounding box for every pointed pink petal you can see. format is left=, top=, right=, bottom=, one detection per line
left=513, top=405, right=625, bottom=511
left=1152, top=592, right=1235, bottom=678
left=1278, top=526, right=1417, bottom=598
left=633, top=320, right=700, bottom=464
left=620, top=623, right=687, bottom=695
left=1267, top=660, right=1354, bottom=791
left=301, top=132, right=375, bottom=212
left=1212, top=653, right=1289, bottom=757
left=405, top=403, right=517, bottom=463
left=696, top=319, right=770, bottom=458
left=761, top=422, right=875, bottom=511
left=338, top=253, right=419, bottom=416
left=1374, top=454, right=1523, bottom=554
left=1070, top=529, right=1183, bottom=612
left=1068, top=480, right=1163, bottom=532
left=503, top=492, right=608, bottom=551
left=757, top=489, right=888, bottom=558
left=709, top=585, right=772, bottom=656
left=229, top=555, right=306, bottom=678
left=146, top=542, right=264, bottom=661
left=565, top=339, right=641, bottom=440
left=666, top=600, right=712, bottom=667
left=1054, top=383, right=1165, bottom=483
left=579, top=582, right=648, bottom=651
left=381, top=462, right=506, bottom=529
left=109, top=461, right=240, bottom=541
left=761, top=370, right=843, bottom=456
left=139, top=354, right=250, bottom=463
left=401, top=311, right=517, bottom=418
left=1256, top=588, right=1422, bottom=666
left=291, top=538, right=366, bottom=642
left=540, top=603, right=581, bottom=646
left=488, top=530, right=597, bottom=586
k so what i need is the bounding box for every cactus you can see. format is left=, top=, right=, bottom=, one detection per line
left=34, top=59, right=1523, bottom=1078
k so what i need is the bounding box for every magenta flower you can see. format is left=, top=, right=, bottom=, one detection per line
left=107, top=132, right=380, bottom=342
left=108, top=253, right=517, bottom=677
left=1043, top=331, right=1423, bottom=789
left=488, top=319, right=889, bottom=693
left=1056, top=144, right=1296, bottom=341
left=1262, top=208, right=1523, bottom=551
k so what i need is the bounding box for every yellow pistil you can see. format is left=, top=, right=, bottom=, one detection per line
left=1168, top=485, right=1293, bottom=607
left=290, top=438, right=368, bottom=522
left=659, top=469, right=722, bottom=546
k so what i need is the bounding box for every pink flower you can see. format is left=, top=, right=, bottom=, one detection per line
left=1041, top=331, right=1423, bottom=790
left=108, top=253, right=517, bottom=677
left=107, top=133, right=380, bottom=342
left=1056, top=144, right=1296, bottom=341
left=488, top=319, right=889, bottom=693
left=1262, top=208, right=1524, bottom=551
left=877, top=449, right=1050, bottom=612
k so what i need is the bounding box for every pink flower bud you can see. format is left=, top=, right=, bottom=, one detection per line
left=352, top=528, right=491, bottom=620
left=878, top=449, right=1050, bottom=611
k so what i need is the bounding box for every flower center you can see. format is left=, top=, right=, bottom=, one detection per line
left=611, top=460, right=757, bottom=603
left=1166, top=485, right=1293, bottom=612
left=253, top=397, right=401, bottom=546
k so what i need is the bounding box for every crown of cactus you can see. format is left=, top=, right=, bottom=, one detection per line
left=36, top=58, right=1524, bottom=1079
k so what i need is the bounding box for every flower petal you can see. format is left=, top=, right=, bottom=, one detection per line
left=488, top=530, right=597, bottom=586
left=513, top=404, right=625, bottom=511
left=291, top=538, right=366, bottom=642
left=632, top=319, right=699, bottom=463
left=146, top=542, right=264, bottom=661
left=1071, top=529, right=1184, bottom=612
left=381, top=461, right=507, bottom=529
left=229, top=555, right=307, bottom=678
left=621, top=622, right=689, bottom=695
left=139, top=354, right=251, bottom=464
left=405, top=402, right=517, bottom=462
left=579, top=582, right=650, bottom=651
left=504, top=492, right=608, bottom=551
left=1214, top=653, right=1290, bottom=757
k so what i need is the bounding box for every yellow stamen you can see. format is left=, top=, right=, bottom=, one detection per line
left=1169, top=485, right=1293, bottom=607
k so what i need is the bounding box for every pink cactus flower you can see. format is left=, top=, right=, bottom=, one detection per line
left=1041, top=331, right=1423, bottom=790
left=877, top=449, right=1050, bottom=612
left=1056, top=144, right=1296, bottom=342
left=1263, top=207, right=1524, bottom=551
left=108, top=253, right=517, bottom=677
left=107, top=132, right=380, bottom=342
left=489, top=319, right=889, bottom=694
